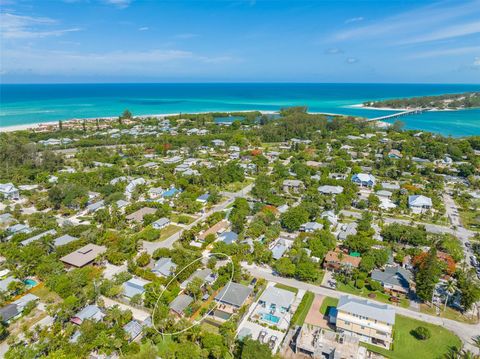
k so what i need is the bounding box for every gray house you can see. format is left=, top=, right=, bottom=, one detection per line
left=214, top=282, right=252, bottom=320
left=371, top=266, right=413, bottom=294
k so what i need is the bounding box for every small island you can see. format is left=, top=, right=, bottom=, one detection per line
left=364, top=92, right=480, bottom=110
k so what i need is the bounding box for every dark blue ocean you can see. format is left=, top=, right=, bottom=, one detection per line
left=1, top=83, right=480, bottom=136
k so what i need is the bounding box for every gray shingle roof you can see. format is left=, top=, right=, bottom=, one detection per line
left=0, top=304, right=19, bottom=322
left=54, top=234, right=78, bottom=247
left=215, top=282, right=252, bottom=307
left=371, top=266, right=412, bottom=289
left=169, top=294, right=193, bottom=314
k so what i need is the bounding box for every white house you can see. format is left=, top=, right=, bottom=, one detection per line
left=408, top=195, right=432, bottom=213
left=152, top=217, right=170, bottom=230
left=317, top=185, right=344, bottom=195
left=0, top=183, right=19, bottom=200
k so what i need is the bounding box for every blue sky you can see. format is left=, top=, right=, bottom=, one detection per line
left=1, top=0, right=479, bottom=83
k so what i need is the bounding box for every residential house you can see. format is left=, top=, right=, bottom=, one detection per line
left=152, top=217, right=170, bottom=230
left=337, top=223, right=358, bottom=241
left=198, top=220, right=229, bottom=241
left=180, top=268, right=215, bottom=290
left=213, top=282, right=252, bottom=320
left=169, top=294, right=194, bottom=317
left=0, top=213, right=15, bottom=226
left=6, top=223, right=31, bottom=236
left=351, top=173, right=376, bottom=187
left=333, top=296, right=395, bottom=349
left=323, top=249, right=361, bottom=272
left=0, top=304, right=20, bottom=323
left=256, top=286, right=295, bottom=326
left=408, top=195, right=433, bottom=213
left=53, top=234, right=78, bottom=247
left=388, top=149, right=403, bottom=159
left=0, top=276, right=20, bottom=293
left=60, top=244, right=106, bottom=268
left=212, top=139, right=225, bottom=147
left=86, top=200, right=105, bottom=213
left=71, top=305, right=105, bottom=325
left=148, top=187, right=164, bottom=199
left=317, top=185, right=344, bottom=195
left=123, top=278, right=150, bottom=299
left=125, top=178, right=146, bottom=199
left=196, top=193, right=210, bottom=204
left=271, top=239, right=289, bottom=260
left=123, top=320, right=143, bottom=342
left=126, top=207, right=157, bottom=223
left=300, top=222, right=323, bottom=233
left=0, top=183, right=19, bottom=200
left=219, top=231, right=238, bottom=245
left=321, top=210, right=338, bottom=227
left=282, top=179, right=304, bottom=194
left=371, top=266, right=413, bottom=295
left=20, top=229, right=57, bottom=246
left=152, top=258, right=177, bottom=277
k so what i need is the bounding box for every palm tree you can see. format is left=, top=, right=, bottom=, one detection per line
left=442, top=279, right=457, bottom=312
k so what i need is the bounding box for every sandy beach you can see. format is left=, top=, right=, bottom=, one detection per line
left=0, top=110, right=281, bottom=133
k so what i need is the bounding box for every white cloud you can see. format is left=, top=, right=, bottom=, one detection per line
left=409, top=46, right=480, bottom=59
left=0, top=48, right=238, bottom=76
left=138, top=26, right=149, bottom=31
left=104, top=0, right=132, bottom=8
left=332, top=0, right=480, bottom=42
left=401, top=20, right=480, bottom=44
left=474, top=57, right=480, bottom=66
left=346, top=57, right=358, bottom=64
left=0, top=12, right=80, bottom=39
left=345, top=17, right=364, bottom=24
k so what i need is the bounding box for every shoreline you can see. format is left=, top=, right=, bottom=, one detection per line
left=349, top=103, right=477, bottom=112
left=0, top=110, right=279, bottom=133
left=0, top=110, right=354, bottom=133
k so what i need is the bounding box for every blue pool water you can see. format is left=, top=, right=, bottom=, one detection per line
left=24, top=279, right=38, bottom=288
left=262, top=313, right=280, bottom=324
left=1, top=83, right=480, bottom=136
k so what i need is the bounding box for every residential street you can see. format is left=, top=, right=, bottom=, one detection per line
left=142, top=183, right=253, bottom=254
left=242, top=263, right=480, bottom=352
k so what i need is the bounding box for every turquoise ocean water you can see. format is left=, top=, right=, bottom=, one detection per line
left=1, top=83, right=480, bottom=136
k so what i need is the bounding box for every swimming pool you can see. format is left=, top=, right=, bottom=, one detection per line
left=24, top=279, right=38, bottom=288
left=262, top=313, right=280, bottom=324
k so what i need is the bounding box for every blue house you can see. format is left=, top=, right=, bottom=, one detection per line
left=351, top=173, right=376, bottom=187
left=219, top=231, right=238, bottom=245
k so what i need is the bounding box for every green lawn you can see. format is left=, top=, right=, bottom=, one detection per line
left=224, top=178, right=254, bottom=192
left=362, top=315, right=461, bottom=359
left=336, top=282, right=409, bottom=308
left=170, top=213, right=196, bottom=225
left=291, top=291, right=314, bottom=326
left=420, top=304, right=478, bottom=324
left=319, top=296, right=339, bottom=315
left=459, top=208, right=480, bottom=231
left=159, top=224, right=183, bottom=241
left=274, top=283, right=299, bottom=294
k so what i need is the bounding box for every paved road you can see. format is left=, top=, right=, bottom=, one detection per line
left=243, top=263, right=480, bottom=352
left=341, top=210, right=475, bottom=241
left=142, top=183, right=253, bottom=254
